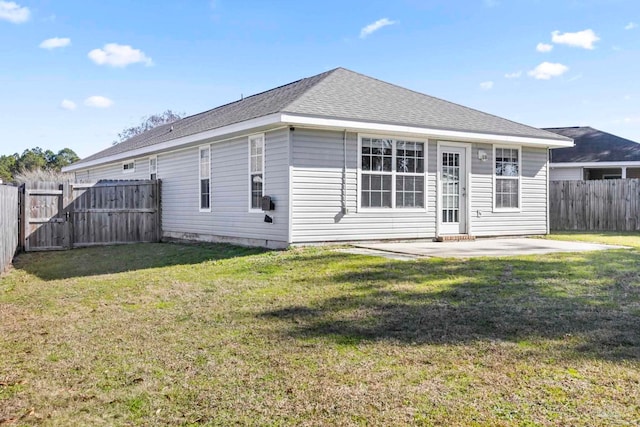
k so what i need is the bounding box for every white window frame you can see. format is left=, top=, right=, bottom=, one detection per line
left=493, top=145, right=522, bottom=212
left=149, top=156, right=157, bottom=180
left=199, top=145, right=211, bottom=212
left=357, top=134, right=428, bottom=212
left=248, top=133, right=265, bottom=212
left=122, top=161, right=135, bottom=174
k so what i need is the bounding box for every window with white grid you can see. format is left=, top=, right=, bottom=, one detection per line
left=199, top=146, right=211, bottom=211
left=360, top=137, right=425, bottom=209
left=249, top=134, right=264, bottom=210
left=494, top=147, right=520, bottom=210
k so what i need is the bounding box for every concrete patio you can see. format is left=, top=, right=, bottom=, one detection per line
left=341, top=237, right=626, bottom=260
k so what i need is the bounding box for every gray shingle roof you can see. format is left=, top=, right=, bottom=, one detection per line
left=75, top=67, right=569, bottom=166
left=546, top=126, right=640, bottom=162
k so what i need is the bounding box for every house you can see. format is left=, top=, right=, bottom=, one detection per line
left=545, top=126, right=640, bottom=181
left=63, top=68, right=572, bottom=248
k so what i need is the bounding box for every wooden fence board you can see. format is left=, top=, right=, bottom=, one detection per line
left=23, top=180, right=160, bottom=251
left=0, top=185, right=18, bottom=272
left=550, top=179, right=640, bottom=231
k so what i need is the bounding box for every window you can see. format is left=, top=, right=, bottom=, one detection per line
left=360, top=137, right=425, bottom=209
left=199, top=146, right=211, bottom=211
left=249, top=134, right=264, bottom=210
left=149, top=156, right=157, bottom=180
left=122, top=161, right=135, bottom=173
left=494, top=147, right=520, bottom=210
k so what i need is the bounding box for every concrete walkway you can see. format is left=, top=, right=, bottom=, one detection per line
left=346, top=238, right=626, bottom=259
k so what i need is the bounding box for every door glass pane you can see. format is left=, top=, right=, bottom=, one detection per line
left=442, top=152, right=460, bottom=223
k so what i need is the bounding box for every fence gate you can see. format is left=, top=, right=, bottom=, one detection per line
left=21, top=180, right=160, bottom=252
left=23, top=181, right=73, bottom=251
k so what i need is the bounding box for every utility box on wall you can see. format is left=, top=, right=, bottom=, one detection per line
left=261, top=195, right=275, bottom=211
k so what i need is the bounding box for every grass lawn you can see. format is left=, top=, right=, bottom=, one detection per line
left=1, top=234, right=639, bottom=426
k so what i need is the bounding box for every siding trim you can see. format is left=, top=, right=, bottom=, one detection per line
left=546, top=149, right=550, bottom=235
left=287, top=128, right=293, bottom=244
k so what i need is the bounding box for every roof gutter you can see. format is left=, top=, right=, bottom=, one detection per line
left=280, top=114, right=574, bottom=148
left=550, top=161, right=640, bottom=168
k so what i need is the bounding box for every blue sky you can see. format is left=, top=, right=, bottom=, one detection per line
left=1, top=0, right=638, bottom=158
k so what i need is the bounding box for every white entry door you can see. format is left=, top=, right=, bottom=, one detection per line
left=439, top=146, right=468, bottom=235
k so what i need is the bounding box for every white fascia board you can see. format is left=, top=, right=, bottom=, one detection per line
left=280, top=114, right=574, bottom=148
left=550, top=161, right=640, bottom=168
left=63, top=113, right=282, bottom=172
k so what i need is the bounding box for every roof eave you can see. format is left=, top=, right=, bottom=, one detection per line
left=63, top=113, right=283, bottom=172
left=550, top=161, right=640, bottom=168
left=281, top=113, right=574, bottom=148
left=63, top=112, right=575, bottom=173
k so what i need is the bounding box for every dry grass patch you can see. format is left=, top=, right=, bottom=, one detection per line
left=1, top=240, right=639, bottom=425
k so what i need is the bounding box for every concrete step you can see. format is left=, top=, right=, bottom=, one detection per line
left=434, top=235, right=476, bottom=242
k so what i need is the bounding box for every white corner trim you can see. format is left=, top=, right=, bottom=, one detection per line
left=550, top=161, right=640, bottom=168
left=281, top=114, right=573, bottom=148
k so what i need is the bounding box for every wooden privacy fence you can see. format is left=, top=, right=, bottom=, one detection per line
left=0, top=185, right=19, bottom=272
left=22, top=180, right=161, bottom=251
left=549, top=179, right=640, bottom=231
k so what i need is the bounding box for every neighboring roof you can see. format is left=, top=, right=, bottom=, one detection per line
left=72, top=67, right=570, bottom=167
left=546, top=126, right=640, bottom=163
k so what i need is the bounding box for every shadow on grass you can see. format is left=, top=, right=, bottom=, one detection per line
left=261, top=249, right=640, bottom=360
left=12, top=242, right=269, bottom=281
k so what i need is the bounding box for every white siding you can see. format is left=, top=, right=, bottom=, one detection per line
left=159, top=129, right=289, bottom=246
left=470, top=144, right=548, bottom=236
left=290, top=129, right=437, bottom=243
left=74, top=158, right=149, bottom=182
left=550, top=166, right=582, bottom=181
left=71, top=129, right=290, bottom=247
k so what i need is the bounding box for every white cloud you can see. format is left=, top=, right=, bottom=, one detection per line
left=504, top=71, right=522, bottom=79
left=359, top=18, right=397, bottom=39
left=536, top=42, right=553, bottom=52
left=88, top=43, right=153, bottom=67
left=60, top=99, right=77, bottom=111
left=39, top=37, right=71, bottom=50
left=528, top=62, right=569, bottom=80
left=84, top=96, right=114, bottom=108
left=613, top=116, right=640, bottom=124
left=551, top=29, right=600, bottom=49
left=0, top=1, right=30, bottom=23
left=480, top=81, right=494, bottom=90
left=624, top=22, right=637, bottom=30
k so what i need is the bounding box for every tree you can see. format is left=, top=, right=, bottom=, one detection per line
left=0, top=154, right=17, bottom=183
left=0, top=147, right=80, bottom=183
left=49, top=148, right=80, bottom=170
left=113, top=109, right=183, bottom=145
